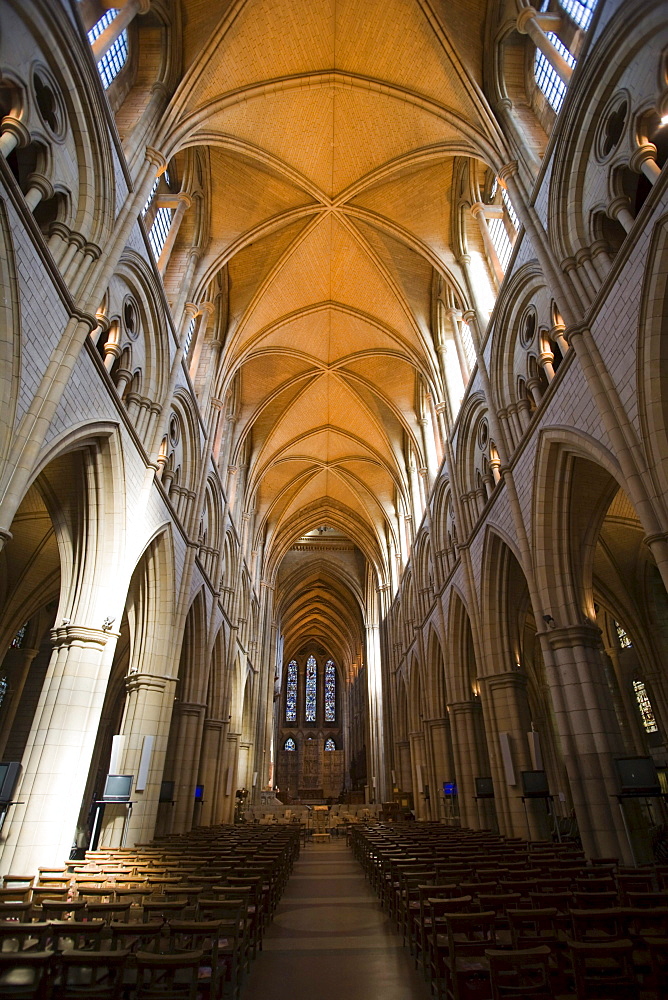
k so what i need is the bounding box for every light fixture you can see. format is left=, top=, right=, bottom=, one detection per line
left=542, top=614, right=557, bottom=629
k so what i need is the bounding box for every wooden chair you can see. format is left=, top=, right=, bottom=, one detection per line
left=0, top=949, right=54, bottom=999
left=196, top=898, right=246, bottom=997
left=567, top=937, right=637, bottom=999
left=51, top=948, right=129, bottom=1000
left=440, top=910, right=497, bottom=1000
left=485, top=945, right=552, bottom=1000
left=38, top=901, right=86, bottom=922
left=108, top=920, right=165, bottom=954
left=164, top=921, right=224, bottom=1000
left=48, top=920, right=107, bottom=953
left=0, top=921, right=50, bottom=952
left=134, top=949, right=203, bottom=1000
left=569, top=907, right=625, bottom=942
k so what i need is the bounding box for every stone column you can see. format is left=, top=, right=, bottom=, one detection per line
left=516, top=7, right=573, bottom=86
left=0, top=625, right=115, bottom=874
left=91, top=0, right=150, bottom=63
left=541, top=624, right=635, bottom=862
left=170, top=701, right=207, bottom=834
left=396, top=739, right=412, bottom=797
left=479, top=672, right=549, bottom=841
left=197, top=719, right=224, bottom=827
left=408, top=730, right=428, bottom=820
left=219, top=732, right=240, bottom=824
left=471, top=203, right=505, bottom=286
left=425, top=717, right=454, bottom=821
left=448, top=700, right=493, bottom=830
left=101, top=669, right=177, bottom=848
left=157, top=193, right=192, bottom=275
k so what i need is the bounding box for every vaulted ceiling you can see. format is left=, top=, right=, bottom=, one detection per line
left=162, top=0, right=503, bottom=662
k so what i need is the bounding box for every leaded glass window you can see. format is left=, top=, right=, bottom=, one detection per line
left=284, top=737, right=296, bottom=751
left=0, top=675, right=8, bottom=710
left=325, top=737, right=336, bottom=751
left=534, top=35, right=575, bottom=113
left=633, top=679, right=658, bottom=734
left=325, top=659, right=336, bottom=722
left=285, top=659, right=297, bottom=723
left=305, top=655, right=317, bottom=722
left=559, top=0, right=597, bottom=30
left=147, top=206, right=172, bottom=260
left=87, top=10, right=129, bottom=90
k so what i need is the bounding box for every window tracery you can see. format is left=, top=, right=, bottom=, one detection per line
left=305, top=655, right=317, bottom=722
left=325, top=659, right=336, bottom=723
left=285, top=659, right=297, bottom=723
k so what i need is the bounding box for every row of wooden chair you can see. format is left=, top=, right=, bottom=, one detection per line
left=350, top=822, right=668, bottom=999
left=0, top=823, right=300, bottom=999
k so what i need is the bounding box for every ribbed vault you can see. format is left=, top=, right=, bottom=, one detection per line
left=161, top=0, right=504, bottom=671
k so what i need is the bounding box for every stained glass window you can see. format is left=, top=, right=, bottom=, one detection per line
left=633, top=679, right=658, bottom=734
left=0, top=675, right=7, bottom=710
left=11, top=624, right=27, bottom=649
left=305, top=655, right=317, bottom=722
left=324, top=737, right=336, bottom=751
left=284, top=737, right=296, bottom=751
left=325, top=659, right=336, bottom=722
left=615, top=621, right=632, bottom=649
left=285, top=659, right=297, bottom=723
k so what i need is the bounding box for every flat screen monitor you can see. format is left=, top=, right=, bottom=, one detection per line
left=194, top=784, right=204, bottom=801
left=102, top=774, right=132, bottom=802
left=159, top=780, right=174, bottom=803
left=615, top=756, right=661, bottom=796
left=521, top=770, right=550, bottom=798
left=443, top=781, right=457, bottom=796
left=475, top=777, right=494, bottom=799
left=0, top=762, right=21, bottom=804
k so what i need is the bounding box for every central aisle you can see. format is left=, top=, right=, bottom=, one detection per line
left=243, top=839, right=432, bottom=1000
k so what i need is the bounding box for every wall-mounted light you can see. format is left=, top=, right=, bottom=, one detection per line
left=542, top=614, right=557, bottom=629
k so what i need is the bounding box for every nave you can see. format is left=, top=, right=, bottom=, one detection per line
left=2, top=819, right=668, bottom=998
left=244, top=839, right=430, bottom=1000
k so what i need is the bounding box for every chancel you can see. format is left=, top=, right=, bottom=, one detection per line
left=1, top=0, right=668, bottom=996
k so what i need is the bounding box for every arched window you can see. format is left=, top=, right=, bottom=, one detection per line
left=614, top=620, right=632, bottom=650
left=534, top=34, right=574, bottom=113
left=284, top=737, right=296, bottom=751
left=305, top=655, right=317, bottom=722
left=324, top=738, right=336, bottom=751
left=11, top=623, right=28, bottom=649
left=142, top=169, right=173, bottom=262
left=325, top=659, right=336, bottom=722
left=633, top=679, right=658, bottom=735
left=533, top=0, right=598, bottom=114
left=487, top=180, right=519, bottom=272
left=285, top=659, right=297, bottom=723
left=87, top=10, right=129, bottom=90
left=559, top=0, right=597, bottom=30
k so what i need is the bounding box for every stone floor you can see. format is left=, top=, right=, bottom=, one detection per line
left=243, top=838, right=432, bottom=1000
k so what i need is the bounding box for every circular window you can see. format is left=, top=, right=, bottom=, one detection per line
left=596, top=93, right=628, bottom=162
left=123, top=297, right=140, bottom=340
left=477, top=419, right=489, bottom=450
left=169, top=414, right=180, bottom=447
left=32, top=69, right=65, bottom=140
left=520, top=309, right=536, bottom=348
